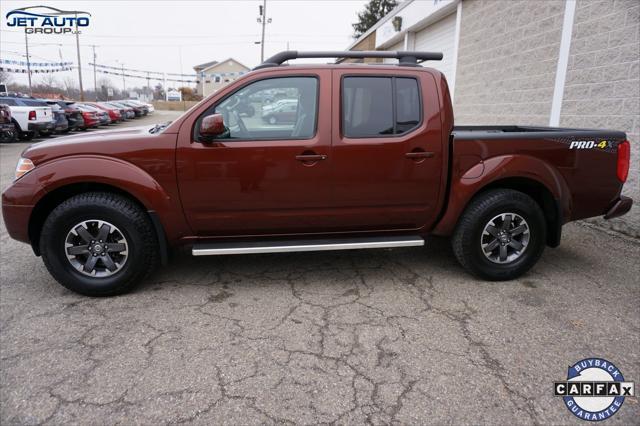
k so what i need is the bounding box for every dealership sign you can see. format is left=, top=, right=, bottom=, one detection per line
left=5, top=5, right=91, bottom=34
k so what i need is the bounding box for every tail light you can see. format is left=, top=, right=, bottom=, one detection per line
left=617, top=140, right=630, bottom=183
left=28, top=110, right=36, bottom=120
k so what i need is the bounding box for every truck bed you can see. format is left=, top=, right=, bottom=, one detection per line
left=447, top=125, right=627, bottom=227
left=452, top=125, right=626, bottom=140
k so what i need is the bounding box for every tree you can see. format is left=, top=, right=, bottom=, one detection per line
left=38, top=73, right=58, bottom=89
left=178, top=86, right=201, bottom=101
left=352, top=0, right=398, bottom=38
left=97, top=77, right=114, bottom=100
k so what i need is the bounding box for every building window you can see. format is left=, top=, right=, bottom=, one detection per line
left=214, top=76, right=221, bottom=83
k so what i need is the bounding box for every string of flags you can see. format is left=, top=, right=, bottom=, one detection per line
left=88, top=62, right=247, bottom=80
left=0, top=65, right=74, bottom=73
left=94, top=67, right=198, bottom=83
left=0, top=58, right=74, bottom=68
left=0, top=58, right=248, bottom=83
left=90, top=62, right=197, bottom=78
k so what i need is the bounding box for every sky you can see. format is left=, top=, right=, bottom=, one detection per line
left=0, top=0, right=367, bottom=91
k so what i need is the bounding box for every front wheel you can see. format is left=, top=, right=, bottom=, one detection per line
left=452, top=189, right=546, bottom=281
left=40, top=192, right=159, bottom=296
left=0, top=128, right=17, bottom=143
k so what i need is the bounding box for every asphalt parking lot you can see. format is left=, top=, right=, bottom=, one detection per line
left=1, top=113, right=639, bottom=425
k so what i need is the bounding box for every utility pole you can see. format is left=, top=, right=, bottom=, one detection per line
left=117, top=61, right=125, bottom=96
left=58, top=45, right=69, bottom=98
left=257, top=0, right=271, bottom=63
left=92, top=45, right=98, bottom=101
left=24, top=32, right=32, bottom=95
left=75, top=14, right=85, bottom=101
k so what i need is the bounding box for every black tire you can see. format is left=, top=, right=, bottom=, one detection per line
left=19, top=131, right=34, bottom=141
left=0, top=128, right=17, bottom=143
left=40, top=192, right=159, bottom=296
left=451, top=189, right=546, bottom=281
left=12, top=120, right=32, bottom=141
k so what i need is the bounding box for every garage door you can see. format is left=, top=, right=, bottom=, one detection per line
left=414, top=12, right=456, bottom=83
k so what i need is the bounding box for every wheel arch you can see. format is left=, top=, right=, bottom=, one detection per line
left=28, top=182, right=169, bottom=264
left=471, top=177, right=562, bottom=247
left=432, top=154, right=570, bottom=247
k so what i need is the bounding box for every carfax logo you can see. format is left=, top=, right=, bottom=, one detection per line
left=5, top=5, right=91, bottom=34
left=554, top=358, right=635, bottom=421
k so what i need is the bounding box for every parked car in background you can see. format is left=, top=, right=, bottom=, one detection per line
left=125, top=99, right=152, bottom=115
left=100, top=102, right=127, bottom=120
left=85, top=102, right=122, bottom=123
left=0, top=104, right=17, bottom=143
left=106, top=102, right=135, bottom=119
left=75, top=104, right=100, bottom=129
left=0, top=96, right=54, bottom=140
left=45, top=100, right=84, bottom=132
left=262, top=98, right=297, bottom=113
left=44, top=102, right=69, bottom=134
left=262, top=100, right=298, bottom=124
left=117, top=100, right=147, bottom=117
left=79, top=104, right=111, bottom=126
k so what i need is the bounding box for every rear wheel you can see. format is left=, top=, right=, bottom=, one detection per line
left=40, top=192, right=159, bottom=296
left=452, top=189, right=546, bottom=281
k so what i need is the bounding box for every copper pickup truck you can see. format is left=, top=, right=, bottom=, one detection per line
left=2, top=51, right=632, bottom=296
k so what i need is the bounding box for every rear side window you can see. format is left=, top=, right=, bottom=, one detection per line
left=342, top=76, right=421, bottom=138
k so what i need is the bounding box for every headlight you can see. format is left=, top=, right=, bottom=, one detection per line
left=15, top=158, right=35, bottom=181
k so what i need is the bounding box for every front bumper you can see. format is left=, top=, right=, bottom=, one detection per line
left=1, top=203, right=32, bottom=244
left=604, top=196, right=633, bottom=220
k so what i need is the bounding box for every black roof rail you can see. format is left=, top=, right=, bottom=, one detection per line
left=254, top=50, right=443, bottom=70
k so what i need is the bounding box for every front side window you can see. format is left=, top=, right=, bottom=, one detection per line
left=204, top=76, right=318, bottom=140
left=342, top=76, right=421, bottom=138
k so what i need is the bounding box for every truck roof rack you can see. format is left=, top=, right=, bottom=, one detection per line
left=254, top=50, right=443, bottom=70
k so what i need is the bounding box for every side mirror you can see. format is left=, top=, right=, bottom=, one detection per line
left=199, top=113, right=225, bottom=139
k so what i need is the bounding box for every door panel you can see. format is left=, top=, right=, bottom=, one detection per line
left=176, top=71, right=333, bottom=236
left=329, top=69, right=444, bottom=231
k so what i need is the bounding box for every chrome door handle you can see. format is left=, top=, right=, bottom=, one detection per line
left=405, top=151, right=434, bottom=159
left=296, top=154, right=327, bottom=162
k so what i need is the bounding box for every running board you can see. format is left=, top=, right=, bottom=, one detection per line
left=192, top=235, right=424, bottom=256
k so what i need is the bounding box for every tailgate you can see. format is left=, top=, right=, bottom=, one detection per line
left=31, top=107, right=53, bottom=123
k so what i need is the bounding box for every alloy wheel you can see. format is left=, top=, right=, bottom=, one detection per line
left=65, top=220, right=129, bottom=277
left=480, top=213, right=530, bottom=264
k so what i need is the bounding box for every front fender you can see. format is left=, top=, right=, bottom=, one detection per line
left=27, top=155, right=188, bottom=243
left=33, top=155, right=171, bottom=211
left=432, top=154, right=571, bottom=236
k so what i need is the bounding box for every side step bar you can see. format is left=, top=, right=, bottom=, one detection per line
left=192, top=235, right=424, bottom=256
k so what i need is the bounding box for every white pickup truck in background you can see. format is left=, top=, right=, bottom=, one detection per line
left=0, top=97, right=54, bottom=140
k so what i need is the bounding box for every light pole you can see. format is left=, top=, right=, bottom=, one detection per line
left=257, top=0, right=272, bottom=63
left=116, top=60, right=125, bottom=96
left=92, top=45, right=98, bottom=101
left=75, top=13, right=85, bottom=101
